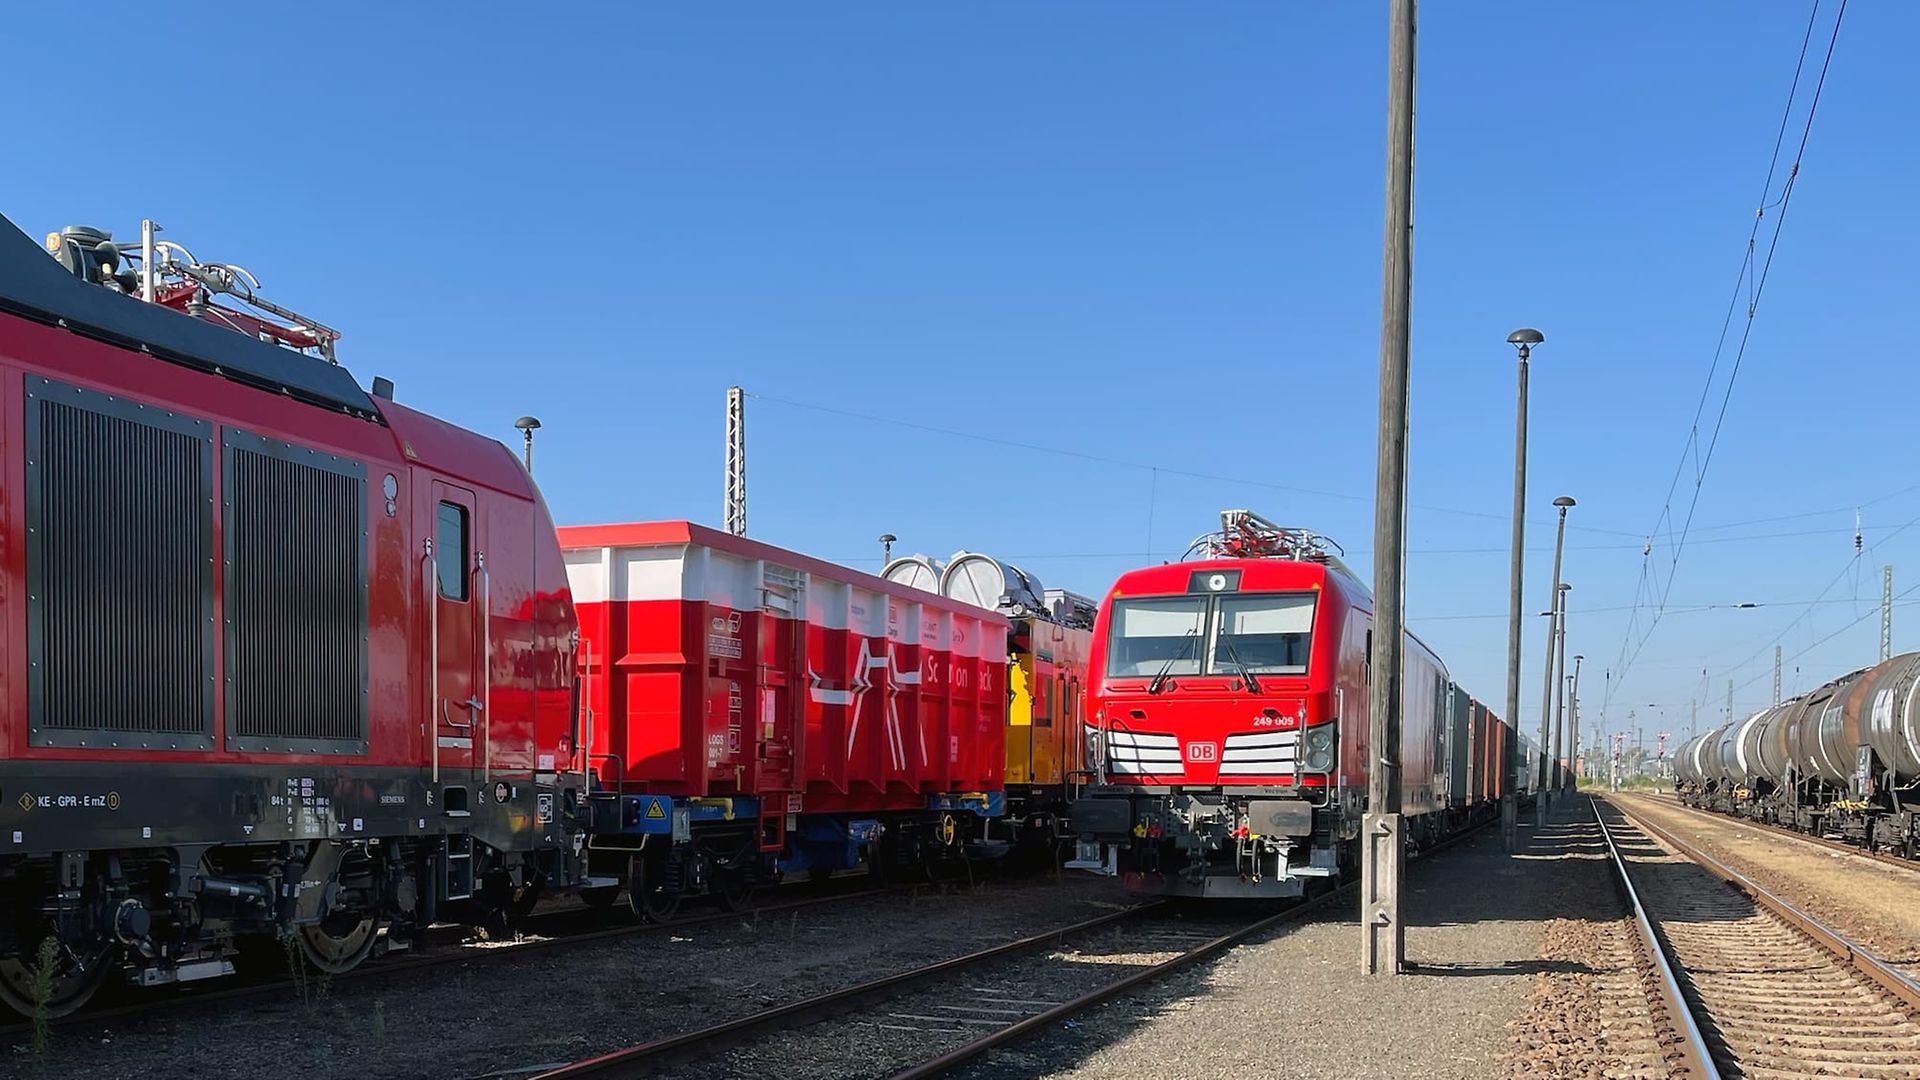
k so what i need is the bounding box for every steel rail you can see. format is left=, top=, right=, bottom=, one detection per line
left=528, top=901, right=1166, bottom=1079
left=1618, top=790, right=1920, bottom=878
left=531, top=816, right=1506, bottom=1080
left=885, top=884, right=1350, bottom=1080
left=1604, top=795, right=1920, bottom=1013
left=5, top=881, right=889, bottom=1039
left=885, top=812, right=1504, bottom=1080
left=1592, top=800, right=1721, bottom=1080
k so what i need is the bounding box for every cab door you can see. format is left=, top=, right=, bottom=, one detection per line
left=427, top=481, right=484, bottom=798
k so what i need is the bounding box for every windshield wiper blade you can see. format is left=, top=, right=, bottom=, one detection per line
left=1219, top=632, right=1263, bottom=694
left=1146, top=629, right=1198, bottom=695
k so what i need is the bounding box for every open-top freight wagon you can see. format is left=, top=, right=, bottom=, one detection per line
left=561, top=522, right=1009, bottom=918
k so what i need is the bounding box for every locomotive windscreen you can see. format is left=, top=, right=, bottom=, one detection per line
left=1105, top=591, right=1315, bottom=678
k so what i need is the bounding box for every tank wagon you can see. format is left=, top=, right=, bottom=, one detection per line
left=884, top=549, right=1096, bottom=854
left=1674, top=651, right=1920, bottom=857
left=0, top=214, right=586, bottom=1016
left=1065, top=510, right=1527, bottom=899
left=560, top=522, right=1008, bottom=918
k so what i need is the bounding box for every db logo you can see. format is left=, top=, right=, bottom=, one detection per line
left=1185, top=742, right=1217, bottom=763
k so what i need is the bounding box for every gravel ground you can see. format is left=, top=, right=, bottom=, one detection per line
left=5, top=873, right=1131, bottom=1080
left=1500, top=813, right=1675, bottom=1080
left=1612, top=791, right=1920, bottom=966
left=942, top=817, right=1589, bottom=1080
left=658, top=910, right=1245, bottom=1080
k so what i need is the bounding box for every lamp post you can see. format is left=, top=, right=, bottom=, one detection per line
left=1569, top=654, right=1584, bottom=791
left=1537, top=494, right=1574, bottom=820
left=879, top=533, right=897, bottom=569
left=1552, top=581, right=1570, bottom=798
left=513, top=416, right=541, bottom=473
left=1503, top=328, right=1543, bottom=849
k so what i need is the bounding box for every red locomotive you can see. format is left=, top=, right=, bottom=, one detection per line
left=0, top=215, right=586, bottom=1015
left=1067, top=510, right=1529, bottom=898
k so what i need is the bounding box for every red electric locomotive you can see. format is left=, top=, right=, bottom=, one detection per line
left=1067, top=510, right=1526, bottom=898
left=0, top=214, right=586, bottom=1015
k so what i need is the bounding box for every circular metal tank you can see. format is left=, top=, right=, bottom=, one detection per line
left=1679, top=730, right=1714, bottom=786
left=1793, top=668, right=1874, bottom=785
left=881, top=554, right=945, bottom=595
left=1840, top=651, right=1920, bottom=787
left=940, top=551, right=1046, bottom=615
left=1694, top=724, right=1729, bottom=787
left=1734, top=704, right=1795, bottom=786
left=1714, top=722, right=1743, bottom=787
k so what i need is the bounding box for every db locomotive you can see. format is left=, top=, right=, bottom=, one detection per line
left=1067, top=510, right=1529, bottom=898
left=0, top=214, right=586, bottom=1015
left=1674, top=651, right=1920, bottom=858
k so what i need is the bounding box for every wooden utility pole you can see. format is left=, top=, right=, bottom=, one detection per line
left=1363, top=0, right=1415, bottom=978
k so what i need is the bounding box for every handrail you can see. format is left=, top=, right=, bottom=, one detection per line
left=477, top=551, right=491, bottom=783
left=424, top=539, right=438, bottom=783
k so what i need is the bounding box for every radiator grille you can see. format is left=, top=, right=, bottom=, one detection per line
left=224, top=430, right=368, bottom=753
left=27, top=379, right=214, bottom=748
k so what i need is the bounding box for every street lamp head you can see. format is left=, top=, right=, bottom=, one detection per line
left=1574, top=654, right=1585, bottom=661
left=1558, top=582, right=1572, bottom=593
left=1552, top=495, right=1576, bottom=509
left=513, top=416, right=542, bottom=433
left=1507, top=327, right=1544, bottom=347
left=878, top=533, right=897, bottom=545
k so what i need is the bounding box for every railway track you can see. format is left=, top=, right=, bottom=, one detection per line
left=1596, top=796, right=1920, bottom=1079
left=0, top=877, right=892, bottom=1040
left=1618, top=790, right=1920, bottom=878
left=527, top=818, right=1500, bottom=1080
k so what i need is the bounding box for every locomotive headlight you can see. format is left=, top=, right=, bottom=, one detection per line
left=1304, top=727, right=1335, bottom=771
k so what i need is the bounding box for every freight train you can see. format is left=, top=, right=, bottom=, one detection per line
left=0, top=213, right=589, bottom=1016
left=1673, top=651, right=1920, bottom=858
left=1066, top=510, right=1532, bottom=898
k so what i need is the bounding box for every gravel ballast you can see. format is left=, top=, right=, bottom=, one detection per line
left=946, top=816, right=1600, bottom=1080
left=7, top=874, right=1131, bottom=1080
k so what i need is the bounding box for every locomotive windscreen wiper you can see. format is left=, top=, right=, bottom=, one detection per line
left=1147, top=628, right=1198, bottom=695
left=1218, top=631, right=1263, bottom=694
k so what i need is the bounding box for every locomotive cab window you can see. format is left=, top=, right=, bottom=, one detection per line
left=1106, top=597, right=1207, bottom=677
left=1209, top=593, right=1314, bottom=675
left=437, top=501, right=469, bottom=601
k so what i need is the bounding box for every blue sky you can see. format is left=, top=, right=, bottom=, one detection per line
left=6, top=2, right=1913, bottom=754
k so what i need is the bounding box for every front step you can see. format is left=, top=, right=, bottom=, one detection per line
left=445, top=833, right=476, bottom=901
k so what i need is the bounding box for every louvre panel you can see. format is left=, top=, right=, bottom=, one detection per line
left=224, top=432, right=367, bottom=753
left=27, top=379, right=214, bottom=748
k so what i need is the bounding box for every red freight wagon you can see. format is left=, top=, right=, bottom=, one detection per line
left=558, top=521, right=1008, bottom=918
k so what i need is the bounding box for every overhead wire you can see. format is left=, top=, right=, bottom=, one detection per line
left=1602, top=0, right=1850, bottom=708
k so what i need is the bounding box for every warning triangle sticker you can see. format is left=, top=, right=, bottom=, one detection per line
left=645, top=801, right=667, bottom=819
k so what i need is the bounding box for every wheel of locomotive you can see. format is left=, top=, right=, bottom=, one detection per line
left=296, top=912, right=380, bottom=975
left=0, top=937, right=115, bottom=1019
left=805, top=865, right=835, bottom=886
left=711, top=863, right=754, bottom=913
left=627, top=849, right=681, bottom=923
left=579, top=884, right=620, bottom=910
